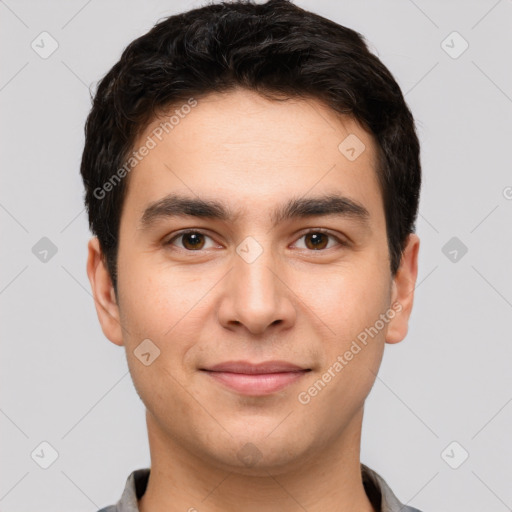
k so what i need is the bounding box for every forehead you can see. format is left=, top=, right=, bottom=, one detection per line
left=121, top=89, right=384, bottom=228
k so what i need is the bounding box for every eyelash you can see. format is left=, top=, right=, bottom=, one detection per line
left=164, top=229, right=348, bottom=252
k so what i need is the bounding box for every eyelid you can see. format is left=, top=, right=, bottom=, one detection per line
left=165, top=228, right=348, bottom=251
left=165, top=229, right=218, bottom=249
left=291, top=228, right=349, bottom=249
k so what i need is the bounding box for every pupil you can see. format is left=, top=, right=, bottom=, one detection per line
left=308, top=233, right=326, bottom=249
left=185, top=233, right=202, bottom=248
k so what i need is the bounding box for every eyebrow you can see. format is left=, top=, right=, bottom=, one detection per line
left=138, top=193, right=370, bottom=230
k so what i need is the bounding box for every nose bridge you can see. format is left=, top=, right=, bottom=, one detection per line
left=235, top=235, right=278, bottom=306
left=219, top=234, right=294, bottom=333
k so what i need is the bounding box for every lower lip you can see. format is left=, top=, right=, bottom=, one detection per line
left=202, top=370, right=308, bottom=395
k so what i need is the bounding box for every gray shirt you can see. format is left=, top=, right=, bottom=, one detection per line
left=96, top=463, right=423, bottom=512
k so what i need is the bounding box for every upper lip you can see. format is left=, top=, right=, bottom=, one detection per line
left=202, top=360, right=309, bottom=374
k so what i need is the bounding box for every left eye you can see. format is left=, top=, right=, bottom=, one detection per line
left=293, top=231, right=343, bottom=251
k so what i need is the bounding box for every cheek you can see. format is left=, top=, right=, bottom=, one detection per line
left=118, top=254, right=187, bottom=336
left=117, top=267, right=201, bottom=421
left=117, top=260, right=209, bottom=377
left=304, top=268, right=390, bottom=409
left=305, top=260, right=391, bottom=341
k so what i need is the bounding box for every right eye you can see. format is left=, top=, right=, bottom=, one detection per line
left=164, top=230, right=218, bottom=251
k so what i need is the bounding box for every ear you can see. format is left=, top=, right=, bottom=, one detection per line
left=386, top=233, right=420, bottom=344
left=86, top=237, right=124, bottom=346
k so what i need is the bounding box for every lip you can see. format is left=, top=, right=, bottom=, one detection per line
left=201, top=360, right=310, bottom=396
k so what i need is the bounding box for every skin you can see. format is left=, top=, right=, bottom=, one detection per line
left=87, top=88, right=419, bottom=512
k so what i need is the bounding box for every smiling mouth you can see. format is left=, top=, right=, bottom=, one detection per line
left=200, top=360, right=311, bottom=396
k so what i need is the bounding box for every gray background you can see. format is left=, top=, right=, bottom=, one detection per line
left=1, top=0, right=511, bottom=510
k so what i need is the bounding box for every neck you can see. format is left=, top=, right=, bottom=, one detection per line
left=138, top=408, right=376, bottom=512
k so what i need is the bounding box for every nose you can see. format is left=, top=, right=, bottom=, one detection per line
left=217, top=239, right=297, bottom=336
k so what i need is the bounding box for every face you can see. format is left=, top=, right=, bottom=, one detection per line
left=87, top=88, right=419, bottom=474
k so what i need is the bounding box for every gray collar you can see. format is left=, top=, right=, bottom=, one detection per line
left=101, top=464, right=423, bottom=512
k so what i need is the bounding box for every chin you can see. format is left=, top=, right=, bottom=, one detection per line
left=205, top=432, right=313, bottom=476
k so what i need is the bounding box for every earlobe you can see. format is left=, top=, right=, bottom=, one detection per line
left=86, top=237, right=124, bottom=346
left=385, top=233, right=420, bottom=345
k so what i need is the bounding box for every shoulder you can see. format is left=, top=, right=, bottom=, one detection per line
left=95, top=467, right=150, bottom=512
left=361, top=463, right=426, bottom=512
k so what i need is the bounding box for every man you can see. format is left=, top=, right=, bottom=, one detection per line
left=82, top=0, right=422, bottom=510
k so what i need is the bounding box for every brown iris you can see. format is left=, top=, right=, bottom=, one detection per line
left=304, top=232, right=329, bottom=250
left=181, top=232, right=205, bottom=250
left=176, top=231, right=331, bottom=251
